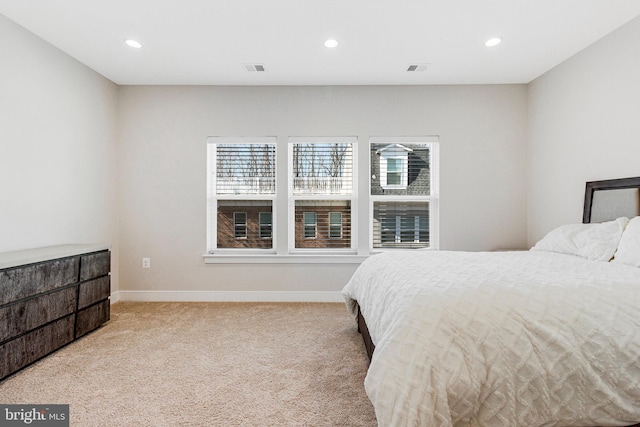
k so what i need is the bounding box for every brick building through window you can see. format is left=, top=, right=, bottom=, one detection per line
left=294, top=200, right=351, bottom=249
left=217, top=201, right=273, bottom=249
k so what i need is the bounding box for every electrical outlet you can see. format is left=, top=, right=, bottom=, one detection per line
left=142, top=258, right=151, bottom=268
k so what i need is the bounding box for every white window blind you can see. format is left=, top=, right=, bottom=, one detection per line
left=216, top=143, right=276, bottom=195
left=291, top=142, right=353, bottom=195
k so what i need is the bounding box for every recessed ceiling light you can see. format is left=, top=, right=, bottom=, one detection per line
left=485, top=37, right=502, bottom=47
left=324, top=39, right=339, bottom=48
left=124, top=39, right=142, bottom=49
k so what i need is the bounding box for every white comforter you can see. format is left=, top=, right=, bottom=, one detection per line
left=342, top=250, right=640, bottom=427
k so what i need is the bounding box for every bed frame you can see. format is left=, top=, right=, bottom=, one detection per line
left=356, top=304, right=374, bottom=361
left=355, top=176, right=640, bottom=426
left=583, top=176, right=640, bottom=223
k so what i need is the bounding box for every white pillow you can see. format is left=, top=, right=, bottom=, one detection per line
left=612, top=216, right=640, bottom=267
left=531, top=217, right=629, bottom=261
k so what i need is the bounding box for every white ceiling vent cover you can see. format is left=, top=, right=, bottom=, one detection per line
left=244, top=64, right=265, bottom=72
left=407, top=64, right=428, bottom=72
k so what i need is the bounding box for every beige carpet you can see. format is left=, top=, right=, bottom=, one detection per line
left=0, top=302, right=377, bottom=426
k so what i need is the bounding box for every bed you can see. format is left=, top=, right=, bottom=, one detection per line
left=343, top=177, right=640, bottom=427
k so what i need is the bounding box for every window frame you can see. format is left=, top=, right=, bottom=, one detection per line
left=288, top=137, right=358, bottom=254
left=205, top=135, right=438, bottom=263
left=369, top=136, right=439, bottom=252
left=207, top=137, right=277, bottom=254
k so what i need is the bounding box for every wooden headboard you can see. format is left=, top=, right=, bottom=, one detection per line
left=583, top=176, right=640, bottom=223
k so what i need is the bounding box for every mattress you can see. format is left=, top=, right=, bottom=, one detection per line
left=342, top=250, right=640, bottom=427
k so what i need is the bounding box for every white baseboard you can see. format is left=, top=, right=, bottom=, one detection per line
left=110, top=292, right=121, bottom=304
left=111, top=290, right=344, bottom=303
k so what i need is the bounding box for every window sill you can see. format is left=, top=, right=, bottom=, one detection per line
left=203, top=253, right=369, bottom=264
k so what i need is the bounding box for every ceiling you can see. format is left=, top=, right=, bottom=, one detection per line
left=1, top=0, right=640, bottom=86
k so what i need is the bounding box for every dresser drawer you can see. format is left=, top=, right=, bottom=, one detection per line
left=0, top=257, right=79, bottom=306
left=76, top=300, right=110, bottom=338
left=0, top=315, right=75, bottom=380
left=79, top=251, right=110, bottom=281
left=78, top=276, right=110, bottom=309
left=0, top=286, right=77, bottom=343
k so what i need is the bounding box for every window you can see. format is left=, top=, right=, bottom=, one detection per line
left=207, top=137, right=276, bottom=252
left=289, top=137, right=356, bottom=252
left=386, top=158, right=402, bottom=186
left=329, top=212, right=342, bottom=239
left=259, top=212, right=272, bottom=239
left=370, top=137, right=438, bottom=250
left=233, top=212, right=247, bottom=238
left=377, top=143, right=412, bottom=189
left=206, top=135, right=437, bottom=260
left=303, top=212, right=317, bottom=238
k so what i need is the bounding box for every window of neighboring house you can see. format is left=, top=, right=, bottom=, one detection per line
left=329, top=212, right=342, bottom=239
left=375, top=202, right=429, bottom=247
left=303, top=212, right=317, bottom=238
left=370, top=137, right=439, bottom=250
left=378, top=144, right=411, bottom=189
left=207, top=137, right=276, bottom=252
left=234, top=212, right=247, bottom=238
left=259, top=212, right=272, bottom=239
left=386, top=158, right=402, bottom=186
left=289, top=137, right=356, bottom=252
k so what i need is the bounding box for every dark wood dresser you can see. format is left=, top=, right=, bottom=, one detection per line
left=0, top=244, right=111, bottom=381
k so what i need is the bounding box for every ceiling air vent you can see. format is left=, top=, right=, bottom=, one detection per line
left=244, top=64, right=265, bottom=72
left=407, top=64, right=428, bottom=72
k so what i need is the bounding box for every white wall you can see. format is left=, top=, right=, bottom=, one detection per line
left=117, top=85, right=527, bottom=295
left=527, top=16, right=640, bottom=245
left=0, top=15, right=119, bottom=291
